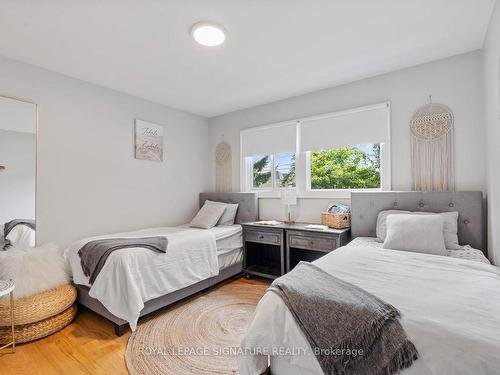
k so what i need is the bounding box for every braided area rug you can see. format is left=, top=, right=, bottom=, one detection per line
left=125, top=280, right=268, bottom=375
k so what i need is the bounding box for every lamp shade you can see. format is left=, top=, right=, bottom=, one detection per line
left=280, top=189, right=297, bottom=206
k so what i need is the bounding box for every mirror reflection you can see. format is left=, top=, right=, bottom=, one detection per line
left=0, top=95, right=37, bottom=249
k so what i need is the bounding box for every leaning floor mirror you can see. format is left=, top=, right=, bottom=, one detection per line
left=0, top=95, right=37, bottom=249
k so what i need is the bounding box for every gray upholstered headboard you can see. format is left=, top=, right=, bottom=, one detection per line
left=351, top=191, right=484, bottom=253
left=199, top=192, right=258, bottom=224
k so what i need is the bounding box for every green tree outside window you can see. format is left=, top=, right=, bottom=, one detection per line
left=311, top=144, right=380, bottom=189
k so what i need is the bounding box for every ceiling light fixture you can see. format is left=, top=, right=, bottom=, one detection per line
left=191, top=22, right=226, bottom=47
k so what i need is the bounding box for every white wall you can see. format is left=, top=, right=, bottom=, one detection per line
left=0, top=56, right=209, bottom=246
left=208, top=51, right=486, bottom=223
left=483, top=1, right=500, bottom=264
left=0, top=130, right=35, bottom=236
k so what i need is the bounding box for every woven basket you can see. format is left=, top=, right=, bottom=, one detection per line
left=321, top=212, right=351, bottom=229
left=0, top=304, right=77, bottom=344
left=0, top=283, right=77, bottom=326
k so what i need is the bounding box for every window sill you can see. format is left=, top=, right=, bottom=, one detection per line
left=250, top=188, right=384, bottom=200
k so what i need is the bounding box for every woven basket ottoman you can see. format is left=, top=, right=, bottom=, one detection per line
left=0, top=283, right=77, bottom=344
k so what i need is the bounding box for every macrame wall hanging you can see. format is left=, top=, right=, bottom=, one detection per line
left=410, top=96, right=454, bottom=191
left=215, top=141, right=232, bottom=192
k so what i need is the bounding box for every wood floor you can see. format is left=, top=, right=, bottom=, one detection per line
left=0, top=277, right=270, bottom=375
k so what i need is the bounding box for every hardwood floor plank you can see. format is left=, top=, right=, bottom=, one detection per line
left=0, top=277, right=269, bottom=375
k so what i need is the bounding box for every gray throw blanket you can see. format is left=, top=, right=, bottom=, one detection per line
left=78, top=237, right=168, bottom=284
left=3, top=219, right=36, bottom=249
left=269, top=262, right=418, bottom=375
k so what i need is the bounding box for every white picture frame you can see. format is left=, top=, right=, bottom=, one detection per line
left=135, top=119, right=164, bottom=161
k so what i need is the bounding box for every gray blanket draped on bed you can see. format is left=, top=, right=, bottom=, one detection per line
left=78, top=237, right=168, bottom=284
left=269, top=262, right=418, bottom=375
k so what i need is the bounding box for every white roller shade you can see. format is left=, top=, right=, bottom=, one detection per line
left=241, top=122, right=297, bottom=157
left=300, top=103, right=390, bottom=151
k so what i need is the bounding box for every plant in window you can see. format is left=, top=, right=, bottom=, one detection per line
left=311, top=145, right=380, bottom=189
left=252, top=155, right=272, bottom=188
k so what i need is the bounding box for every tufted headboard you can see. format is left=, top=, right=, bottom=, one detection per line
left=199, top=192, right=258, bottom=224
left=351, top=191, right=485, bottom=254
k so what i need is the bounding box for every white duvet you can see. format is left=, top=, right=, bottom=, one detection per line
left=239, top=246, right=500, bottom=375
left=67, top=226, right=219, bottom=330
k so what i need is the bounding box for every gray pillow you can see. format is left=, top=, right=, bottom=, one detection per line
left=190, top=204, right=226, bottom=229
left=204, top=200, right=239, bottom=226
left=383, top=214, right=447, bottom=256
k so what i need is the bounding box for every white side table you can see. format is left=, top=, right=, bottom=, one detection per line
left=0, top=279, right=15, bottom=353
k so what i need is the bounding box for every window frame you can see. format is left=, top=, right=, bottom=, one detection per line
left=241, top=102, right=391, bottom=198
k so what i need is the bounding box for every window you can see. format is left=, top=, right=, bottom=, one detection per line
left=252, top=153, right=296, bottom=190
left=309, top=144, right=381, bottom=190
left=241, top=102, right=390, bottom=196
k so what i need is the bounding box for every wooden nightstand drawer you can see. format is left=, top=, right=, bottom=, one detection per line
left=288, top=233, right=337, bottom=252
left=244, top=229, right=281, bottom=245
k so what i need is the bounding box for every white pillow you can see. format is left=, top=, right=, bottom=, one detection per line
left=383, top=214, right=447, bottom=256
left=189, top=203, right=226, bottom=229
left=204, top=200, right=239, bottom=226
left=376, top=210, right=411, bottom=242
left=415, top=211, right=460, bottom=250
left=0, top=243, right=70, bottom=298
left=376, top=210, right=460, bottom=250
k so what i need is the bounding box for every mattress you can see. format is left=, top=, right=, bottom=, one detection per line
left=239, top=245, right=500, bottom=375
left=180, top=224, right=243, bottom=269
left=212, top=224, right=243, bottom=269
left=347, top=236, right=490, bottom=264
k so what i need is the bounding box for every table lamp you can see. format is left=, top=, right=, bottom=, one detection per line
left=280, top=188, right=297, bottom=224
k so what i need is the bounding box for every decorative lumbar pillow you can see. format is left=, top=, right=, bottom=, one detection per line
left=376, top=210, right=411, bottom=242
left=383, top=214, right=447, bottom=256
left=204, top=200, right=239, bottom=226
left=189, top=203, right=226, bottom=229
left=0, top=243, right=70, bottom=298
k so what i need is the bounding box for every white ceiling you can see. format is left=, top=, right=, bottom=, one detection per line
left=0, top=0, right=495, bottom=117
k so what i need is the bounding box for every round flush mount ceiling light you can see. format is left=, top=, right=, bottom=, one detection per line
left=191, top=22, right=226, bottom=47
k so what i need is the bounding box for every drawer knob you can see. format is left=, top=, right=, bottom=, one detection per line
left=258, top=234, right=264, bottom=239
left=309, top=241, right=314, bottom=246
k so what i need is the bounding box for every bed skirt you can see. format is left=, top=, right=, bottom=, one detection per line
left=75, top=261, right=243, bottom=336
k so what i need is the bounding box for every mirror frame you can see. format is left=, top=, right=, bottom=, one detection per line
left=0, top=93, right=39, bottom=246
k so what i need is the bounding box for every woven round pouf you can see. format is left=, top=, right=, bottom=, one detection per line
left=0, top=304, right=77, bottom=344
left=126, top=281, right=268, bottom=375
left=0, top=283, right=77, bottom=344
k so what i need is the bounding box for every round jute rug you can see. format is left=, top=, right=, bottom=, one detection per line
left=125, top=280, right=268, bottom=375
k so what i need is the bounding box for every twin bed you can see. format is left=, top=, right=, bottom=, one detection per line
left=239, top=191, right=500, bottom=375
left=66, top=192, right=258, bottom=335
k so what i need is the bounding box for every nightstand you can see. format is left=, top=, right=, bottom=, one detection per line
left=285, top=224, right=350, bottom=272
left=241, top=222, right=350, bottom=278
left=241, top=224, right=285, bottom=279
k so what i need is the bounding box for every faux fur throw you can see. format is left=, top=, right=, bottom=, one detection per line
left=78, top=237, right=168, bottom=284
left=269, top=262, right=419, bottom=375
left=0, top=243, right=69, bottom=298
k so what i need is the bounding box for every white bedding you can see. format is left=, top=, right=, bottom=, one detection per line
left=67, top=225, right=242, bottom=330
left=349, top=236, right=490, bottom=264
left=239, top=246, right=500, bottom=375
left=5, top=224, right=35, bottom=248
